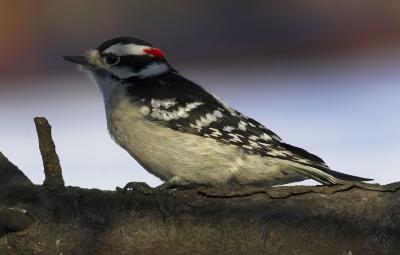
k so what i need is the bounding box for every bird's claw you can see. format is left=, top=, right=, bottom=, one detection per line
left=116, top=182, right=154, bottom=195
left=116, top=180, right=202, bottom=196
left=116, top=182, right=174, bottom=196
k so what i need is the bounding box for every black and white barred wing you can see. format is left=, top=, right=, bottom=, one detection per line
left=141, top=94, right=329, bottom=170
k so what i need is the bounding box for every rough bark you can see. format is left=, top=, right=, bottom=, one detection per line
left=34, top=117, right=65, bottom=192
left=0, top=118, right=399, bottom=255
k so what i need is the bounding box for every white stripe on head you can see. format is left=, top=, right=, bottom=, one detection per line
left=101, top=43, right=169, bottom=79
left=110, top=67, right=138, bottom=80
left=108, top=62, right=169, bottom=80
left=137, top=63, right=169, bottom=78
left=103, top=43, right=149, bottom=56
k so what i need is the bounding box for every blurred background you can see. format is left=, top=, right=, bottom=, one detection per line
left=1, top=0, right=399, bottom=189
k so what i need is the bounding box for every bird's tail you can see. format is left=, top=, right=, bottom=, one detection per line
left=298, top=167, right=373, bottom=185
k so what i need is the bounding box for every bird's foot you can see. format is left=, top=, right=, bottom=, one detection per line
left=116, top=182, right=154, bottom=195
left=116, top=181, right=175, bottom=196
left=156, top=182, right=202, bottom=191
left=116, top=178, right=204, bottom=196
left=156, top=176, right=207, bottom=192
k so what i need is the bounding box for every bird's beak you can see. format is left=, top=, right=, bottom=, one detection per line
left=63, top=56, right=90, bottom=66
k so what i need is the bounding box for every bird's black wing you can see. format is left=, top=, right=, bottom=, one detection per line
left=125, top=72, right=329, bottom=170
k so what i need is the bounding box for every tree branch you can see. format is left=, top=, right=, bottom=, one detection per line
left=0, top=207, right=34, bottom=236
left=0, top=118, right=399, bottom=255
left=0, top=152, right=32, bottom=189
left=34, top=117, right=65, bottom=192
left=198, top=181, right=400, bottom=198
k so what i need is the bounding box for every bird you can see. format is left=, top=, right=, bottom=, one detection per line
left=63, top=37, right=372, bottom=190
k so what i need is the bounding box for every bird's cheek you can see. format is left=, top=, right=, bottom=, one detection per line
left=86, top=49, right=105, bottom=69
left=110, top=66, right=138, bottom=80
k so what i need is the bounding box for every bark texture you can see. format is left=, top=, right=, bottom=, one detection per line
left=0, top=118, right=399, bottom=255
left=34, top=117, right=65, bottom=192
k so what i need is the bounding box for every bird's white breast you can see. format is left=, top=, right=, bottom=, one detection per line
left=91, top=74, right=306, bottom=186
left=105, top=87, right=245, bottom=184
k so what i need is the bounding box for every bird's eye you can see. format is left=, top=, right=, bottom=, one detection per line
left=104, top=54, right=120, bottom=66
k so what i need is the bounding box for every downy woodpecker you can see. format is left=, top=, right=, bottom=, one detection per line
left=64, top=37, right=372, bottom=189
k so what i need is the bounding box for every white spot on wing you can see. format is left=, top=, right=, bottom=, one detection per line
left=213, top=110, right=223, bottom=118
left=151, top=99, right=161, bottom=108
left=206, top=113, right=217, bottom=122
left=139, top=106, right=150, bottom=115
left=191, top=109, right=223, bottom=130
left=176, top=107, right=189, bottom=118
left=223, top=126, right=235, bottom=132
left=150, top=102, right=203, bottom=121
left=249, top=135, right=259, bottom=141
left=209, top=128, right=222, bottom=137
left=268, top=150, right=289, bottom=157
left=296, top=158, right=311, bottom=164
left=249, top=140, right=261, bottom=148
left=260, top=133, right=272, bottom=141
left=186, top=102, right=203, bottom=110
left=228, top=133, right=243, bottom=143
left=258, top=142, right=270, bottom=147
left=238, top=120, right=247, bottom=131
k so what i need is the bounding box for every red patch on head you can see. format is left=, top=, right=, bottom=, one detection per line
left=143, top=47, right=165, bottom=59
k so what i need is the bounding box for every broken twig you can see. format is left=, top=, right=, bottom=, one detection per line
left=34, top=117, right=65, bottom=192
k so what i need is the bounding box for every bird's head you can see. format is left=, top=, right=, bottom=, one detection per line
left=64, top=37, right=171, bottom=80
